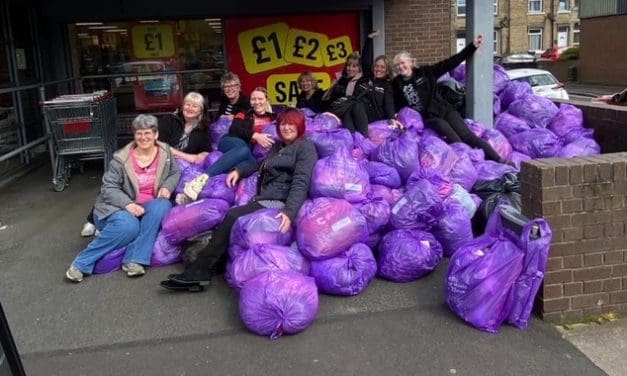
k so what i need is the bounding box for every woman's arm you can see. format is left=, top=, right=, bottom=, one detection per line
left=382, top=81, right=396, bottom=119
left=100, top=159, right=134, bottom=209
left=361, top=32, right=375, bottom=79
left=160, top=148, right=182, bottom=193
left=228, top=112, right=254, bottom=141
left=281, top=141, right=318, bottom=220
left=431, top=35, right=482, bottom=78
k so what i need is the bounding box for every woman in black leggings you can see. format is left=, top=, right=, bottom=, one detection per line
left=391, top=35, right=504, bottom=162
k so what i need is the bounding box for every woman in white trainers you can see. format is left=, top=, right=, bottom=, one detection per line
left=177, top=87, right=276, bottom=203
left=65, top=115, right=180, bottom=283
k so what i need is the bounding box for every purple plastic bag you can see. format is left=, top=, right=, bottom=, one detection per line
left=239, top=271, right=318, bottom=340
left=449, top=152, right=477, bottom=191
left=151, top=232, right=183, bottom=267
left=93, top=247, right=125, bottom=274
left=474, top=161, right=518, bottom=183
left=482, top=128, right=512, bottom=161
left=209, top=116, right=232, bottom=150
left=419, top=136, right=459, bottom=176
left=432, top=204, right=474, bottom=257
left=548, top=103, right=584, bottom=138
left=354, top=196, right=391, bottom=234
left=310, top=149, right=371, bottom=203
left=310, top=243, right=377, bottom=296
left=226, top=243, right=310, bottom=290
left=368, top=120, right=396, bottom=147
left=300, top=107, right=316, bottom=118
left=446, top=184, right=478, bottom=218
left=396, top=107, right=424, bottom=131
left=353, top=132, right=376, bottom=159
left=451, top=142, right=485, bottom=165
left=557, top=137, right=601, bottom=158
left=494, top=112, right=531, bottom=139
left=366, top=161, right=402, bottom=188
left=161, top=198, right=230, bottom=245
left=296, top=198, right=369, bottom=261
left=252, top=123, right=278, bottom=163
left=509, top=151, right=532, bottom=170
left=307, top=128, right=354, bottom=158
left=374, top=132, right=421, bottom=182
left=499, top=80, right=533, bottom=111
left=234, top=174, right=258, bottom=207
left=563, top=127, right=594, bottom=144
left=493, top=95, right=501, bottom=117
left=174, top=157, right=192, bottom=172
left=507, top=218, right=552, bottom=329
left=508, top=128, right=562, bottom=158
left=452, top=64, right=466, bottom=82
left=198, top=174, right=237, bottom=204
left=493, top=64, right=510, bottom=94
left=507, top=94, right=559, bottom=129
left=370, top=184, right=404, bottom=207
left=378, top=229, right=443, bottom=282
left=464, top=119, right=486, bottom=138
left=308, top=112, right=341, bottom=132
left=390, top=179, right=444, bottom=230
left=229, top=208, right=294, bottom=259
left=407, top=169, right=454, bottom=200
left=201, top=151, right=224, bottom=171
left=175, top=164, right=205, bottom=194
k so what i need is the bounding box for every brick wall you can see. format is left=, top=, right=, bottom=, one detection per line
left=384, top=0, right=449, bottom=65
left=520, top=154, right=627, bottom=323
left=574, top=101, right=627, bottom=154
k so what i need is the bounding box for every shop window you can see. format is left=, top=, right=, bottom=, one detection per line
left=70, top=19, right=225, bottom=115
left=528, top=28, right=543, bottom=52
left=528, top=0, right=543, bottom=13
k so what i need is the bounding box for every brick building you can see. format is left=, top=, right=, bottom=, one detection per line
left=451, top=0, right=580, bottom=55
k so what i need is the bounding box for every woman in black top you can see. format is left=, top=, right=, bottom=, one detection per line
left=158, top=92, right=211, bottom=164
left=160, top=108, right=318, bottom=292
left=296, top=72, right=325, bottom=113
left=391, top=34, right=504, bottom=162
left=216, top=72, right=250, bottom=119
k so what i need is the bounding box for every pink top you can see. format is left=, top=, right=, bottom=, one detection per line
left=131, top=149, right=158, bottom=204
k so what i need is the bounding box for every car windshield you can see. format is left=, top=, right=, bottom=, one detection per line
left=513, top=74, right=557, bottom=87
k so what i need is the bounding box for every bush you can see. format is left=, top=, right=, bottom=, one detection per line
left=559, top=47, right=579, bottom=61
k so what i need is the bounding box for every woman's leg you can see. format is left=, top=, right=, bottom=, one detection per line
left=423, top=117, right=463, bottom=143
left=348, top=101, right=370, bottom=136
left=72, top=210, right=140, bottom=274
left=122, top=198, right=172, bottom=266
left=169, top=202, right=264, bottom=282
left=442, top=110, right=502, bottom=162
left=207, top=136, right=255, bottom=176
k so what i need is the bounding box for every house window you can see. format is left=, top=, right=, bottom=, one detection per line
left=573, top=22, right=580, bottom=45
left=558, top=0, right=570, bottom=11
left=457, top=0, right=466, bottom=16
left=456, top=31, right=466, bottom=53
left=529, top=0, right=542, bottom=13
left=528, top=28, right=543, bottom=51
left=494, top=0, right=499, bottom=15
left=493, top=30, right=499, bottom=54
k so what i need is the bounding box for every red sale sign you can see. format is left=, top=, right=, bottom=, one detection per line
left=224, top=13, right=360, bottom=106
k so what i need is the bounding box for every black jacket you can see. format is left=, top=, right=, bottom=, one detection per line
left=354, top=77, right=396, bottom=121
left=217, top=93, right=250, bottom=118
left=158, top=110, right=211, bottom=154
left=392, top=43, right=476, bottom=118
left=228, top=110, right=276, bottom=144
left=242, top=139, right=317, bottom=220
left=296, top=88, right=325, bottom=113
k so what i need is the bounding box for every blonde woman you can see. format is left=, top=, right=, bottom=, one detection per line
left=296, top=72, right=325, bottom=113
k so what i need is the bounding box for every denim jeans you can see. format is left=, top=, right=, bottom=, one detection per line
left=72, top=198, right=172, bottom=274
left=207, top=136, right=256, bottom=176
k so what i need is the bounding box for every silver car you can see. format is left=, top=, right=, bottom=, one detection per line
left=506, top=68, right=569, bottom=100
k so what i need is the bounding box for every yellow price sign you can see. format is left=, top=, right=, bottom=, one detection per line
left=238, top=23, right=290, bottom=74
left=284, top=28, right=327, bottom=68
left=131, top=24, right=175, bottom=59
left=267, top=72, right=331, bottom=106
left=323, top=35, right=353, bottom=67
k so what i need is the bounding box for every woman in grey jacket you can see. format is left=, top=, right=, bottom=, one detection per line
left=66, top=115, right=181, bottom=283
left=160, top=108, right=317, bottom=292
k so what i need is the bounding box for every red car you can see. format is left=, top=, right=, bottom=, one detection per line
left=539, top=47, right=568, bottom=61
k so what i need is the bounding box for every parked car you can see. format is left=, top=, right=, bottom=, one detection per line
left=506, top=68, right=569, bottom=100
left=495, top=54, right=536, bottom=64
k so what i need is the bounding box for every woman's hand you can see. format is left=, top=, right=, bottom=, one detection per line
left=368, top=29, right=380, bottom=39
left=125, top=202, right=145, bottom=217
left=193, top=152, right=208, bottom=164
left=252, top=132, right=275, bottom=149
left=473, top=34, right=484, bottom=48
left=388, top=119, right=404, bottom=129
left=275, top=211, right=292, bottom=233
left=225, top=169, right=241, bottom=188
left=157, top=187, right=172, bottom=199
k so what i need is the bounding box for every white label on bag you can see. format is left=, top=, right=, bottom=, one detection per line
left=331, top=217, right=352, bottom=232
left=344, top=183, right=363, bottom=192
left=391, top=197, right=407, bottom=214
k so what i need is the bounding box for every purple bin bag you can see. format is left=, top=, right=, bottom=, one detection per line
left=548, top=103, right=584, bottom=138
left=373, top=132, right=421, bottom=183
left=353, top=132, right=376, bottom=159
left=407, top=169, right=454, bottom=200
left=508, top=128, right=562, bottom=158
left=557, top=137, right=601, bottom=158
left=419, top=135, right=459, bottom=176
left=234, top=174, right=258, bottom=207
left=307, top=127, right=354, bottom=158
left=198, top=174, right=237, bottom=204
left=354, top=195, right=391, bottom=234
left=93, top=247, right=125, bottom=274
left=474, top=160, right=518, bottom=183
left=225, top=243, right=310, bottom=291
left=310, top=149, right=371, bottom=203
left=310, top=243, right=377, bottom=296
left=161, top=198, right=230, bottom=245
left=482, top=128, right=512, bottom=161
left=201, top=151, right=224, bottom=171
left=229, top=208, right=294, bottom=258
left=209, top=116, right=232, bottom=150
left=464, top=119, right=486, bottom=138
left=499, top=80, right=532, bottom=111
left=449, top=152, right=477, bottom=192
left=396, top=107, right=424, bottom=131
left=296, top=198, right=369, bottom=261
left=507, top=94, right=559, bottom=129
left=252, top=123, right=278, bottom=163
left=390, top=179, right=444, bottom=230
left=151, top=232, right=183, bottom=267
left=370, top=184, right=404, bottom=207
left=308, top=112, right=341, bottom=132
left=494, top=112, right=531, bottom=139
left=174, top=157, right=192, bottom=172
left=509, top=151, right=532, bottom=170
left=239, top=271, right=319, bottom=340
left=366, top=161, right=402, bottom=189
left=432, top=204, right=475, bottom=257
left=450, top=142, right=485, bottom=165
left=367, top=120, right=397, bottom=147
left=493, top=64, right=510, bottom=94
left=175, top=164, right=205, bottom=194
left=377, top=229, right=443, bottom=282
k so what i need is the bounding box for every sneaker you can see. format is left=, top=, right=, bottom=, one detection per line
left=80, top=222, right=96, bottom=237
left=65, top=265, right=84, bottom=282
left=122, top=262, right=146, bottom=277
left=175, top=193, right=192, bottom=205
left=183, top=173, right=209, bottom=201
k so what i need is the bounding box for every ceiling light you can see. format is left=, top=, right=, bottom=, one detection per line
left=76, top=22, right=103, bottom=26
left=88, top=26, right=117, bottom=30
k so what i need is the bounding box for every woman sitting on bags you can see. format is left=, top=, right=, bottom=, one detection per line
left=177, top=87, right=276, bottom=204
left=295, top=72, right=325, bottom=113
left=66, top=115, right=180, bottom=283
left=391, top=34, right=504, bottom=162
left=324, top=30, right=400, bottom=135
left=160, top=108, right=318, bottom=291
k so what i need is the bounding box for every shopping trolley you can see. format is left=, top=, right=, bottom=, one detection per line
left=43, top=91, right=117, bottom=191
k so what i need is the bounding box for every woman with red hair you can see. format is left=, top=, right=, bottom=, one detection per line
left=160, top=108, right=318, bottom=291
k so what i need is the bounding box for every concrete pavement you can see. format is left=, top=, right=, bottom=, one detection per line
left=0, top=163, right=619, bottom=376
